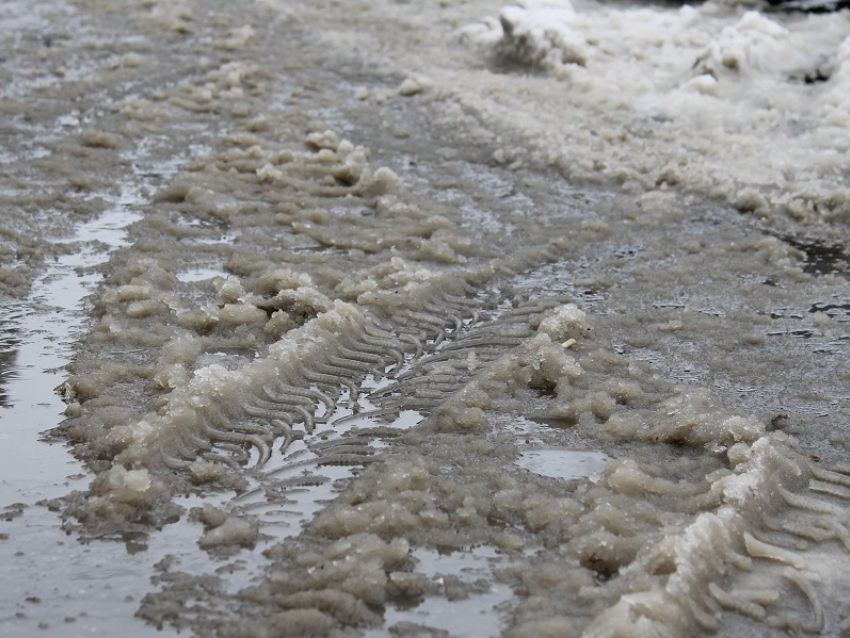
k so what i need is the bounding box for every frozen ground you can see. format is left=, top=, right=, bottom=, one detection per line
left=1, top=0, right=849, bottom=636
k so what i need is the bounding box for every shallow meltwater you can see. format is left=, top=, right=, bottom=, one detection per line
left=0, top=199, right=181, bottom=636
left=364, top=545, right=515, bottom=638
left=515, top=448, right=609, bottom=481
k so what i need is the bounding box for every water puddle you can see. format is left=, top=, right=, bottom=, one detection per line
left=364, top=545, right=513, bottom=638
left=515, top=448, right=609, bottom=481
left=0, top=191, right=140, bottom=505
left=232, top=373, right=429, bottom=543
left=784, top=236, right=850, bottom=279
left=177, top=265, right=229, bottom=283
left=0, top=141, right=205, bottom=635
left=0, top=195, right=178, bottom=635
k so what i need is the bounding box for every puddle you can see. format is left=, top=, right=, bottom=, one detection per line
left=364, top=545, right=513, bottom=638
left=784, top=236, right=850, bottom=279
left=178, top=265, right=228, bottom=282
left=515, top=448, right=609, bottom=481
left=0, top=188, right=142, bottom=506
left=0, top=194, right=177, bottom=635
left=231, top=374, right=429, bottom=543
left=0, top=143, right=203, bottom=635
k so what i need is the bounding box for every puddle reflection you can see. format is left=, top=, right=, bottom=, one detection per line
left=515, top=448, right=609, bottom=481
left=0, top=323, right=20, bottom=408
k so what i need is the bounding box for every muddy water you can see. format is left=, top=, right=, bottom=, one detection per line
left=1, top=0, right=850, bottom=637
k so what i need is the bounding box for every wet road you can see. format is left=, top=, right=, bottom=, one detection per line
left=2, top=0, right=849, bottom=636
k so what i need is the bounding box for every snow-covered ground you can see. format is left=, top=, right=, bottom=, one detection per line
left=456, top=0, right=850, bottom=231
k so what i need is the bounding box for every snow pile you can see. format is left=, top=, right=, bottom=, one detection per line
left=463, top=0, right=850, bottom=228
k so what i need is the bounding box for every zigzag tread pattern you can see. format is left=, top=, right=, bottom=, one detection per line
left=117, top=245, right=565, bottom=483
